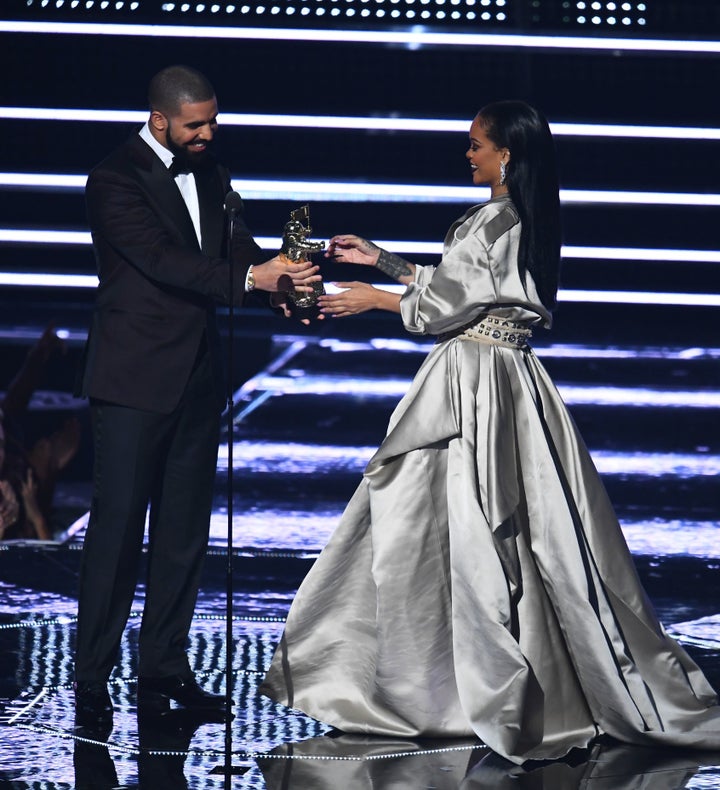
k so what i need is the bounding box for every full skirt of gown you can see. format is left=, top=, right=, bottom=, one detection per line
left=260, top=333, right=720, bottom=764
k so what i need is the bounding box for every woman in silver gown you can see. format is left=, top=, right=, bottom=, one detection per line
left=260, top=101, right=720, bottom=765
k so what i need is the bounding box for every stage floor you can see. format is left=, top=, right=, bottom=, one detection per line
left=2, top=563, right=720, bottom=789
left=2, top=330, right=720, bottom=788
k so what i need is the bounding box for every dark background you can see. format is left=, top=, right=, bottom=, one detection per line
left=0, top=0, right=718, bottom=384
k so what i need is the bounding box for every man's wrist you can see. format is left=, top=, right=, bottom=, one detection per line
left=245, top=265, right=256, bottom=292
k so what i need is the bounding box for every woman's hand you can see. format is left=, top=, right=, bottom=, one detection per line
left=0, top=480, right=19, bottom=532
left=325, top=236, right=381, bottom=267
left=318, top=282, right=402, bottom=317
left=318, top=282, right=379, bottom=317
left=20, top=469, right=41, bottom=518
left=20, top=469, right=50, bottom=540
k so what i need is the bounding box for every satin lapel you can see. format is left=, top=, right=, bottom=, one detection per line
left=443, top=203, right=485, bottom=255
left=130, top=138, right=200, bottom=250
left=195, top=165, right=224, bottom=257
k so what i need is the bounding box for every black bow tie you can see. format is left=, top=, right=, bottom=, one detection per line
left=169, top=158, right=192, bottom=177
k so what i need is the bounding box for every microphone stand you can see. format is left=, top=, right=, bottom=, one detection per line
left=210, top=192, right=249, bottom=784
left=224, top=200, right=235, bottom=785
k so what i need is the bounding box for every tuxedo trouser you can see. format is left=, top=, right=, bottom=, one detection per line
left=74, top=351, right=221, bottom=682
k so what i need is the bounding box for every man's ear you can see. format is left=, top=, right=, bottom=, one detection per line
left=150, top=110, right=167, bottom=133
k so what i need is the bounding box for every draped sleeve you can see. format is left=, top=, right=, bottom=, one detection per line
left=399, top=198, right=551, bottom=336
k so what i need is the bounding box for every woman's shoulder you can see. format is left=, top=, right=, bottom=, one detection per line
left=466, top=196, right=519, bottom=245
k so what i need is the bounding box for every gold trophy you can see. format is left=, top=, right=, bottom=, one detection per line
left=279, top=204, right=325, bottom=319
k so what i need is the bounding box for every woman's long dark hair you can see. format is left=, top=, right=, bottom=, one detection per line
left=477, top=101, right=561, bottom=312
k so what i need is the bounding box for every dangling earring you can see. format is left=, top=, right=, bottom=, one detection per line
left=499, top=161, right=507, bottom=186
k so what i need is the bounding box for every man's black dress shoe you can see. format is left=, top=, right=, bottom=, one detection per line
left=137, top=674, right=227, bottom=714
left=74, top=681, right=114, bottom=729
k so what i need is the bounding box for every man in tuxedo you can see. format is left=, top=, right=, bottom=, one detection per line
left=74, top=65, right=319, bottom=727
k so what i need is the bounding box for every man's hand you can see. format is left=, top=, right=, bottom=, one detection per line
left=269, top=293, right=325, bottom=326
left=252, top=255, right=321, bottom=294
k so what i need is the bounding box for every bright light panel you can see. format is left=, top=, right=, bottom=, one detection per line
left=2, top=21, right=720, bottom=55
left=3, top=107, right=720, bottom=141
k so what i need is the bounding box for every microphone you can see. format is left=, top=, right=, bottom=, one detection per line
left=224, top=191, right=243, bottom=215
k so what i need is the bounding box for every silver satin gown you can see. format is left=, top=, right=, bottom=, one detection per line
left=260, top=195, right=720, bottom=764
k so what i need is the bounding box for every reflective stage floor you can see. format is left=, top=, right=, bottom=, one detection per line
left=2, top=326, right=720, bottom=788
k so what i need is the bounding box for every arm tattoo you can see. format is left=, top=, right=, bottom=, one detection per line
left=376, top=248, right=413, bottom=279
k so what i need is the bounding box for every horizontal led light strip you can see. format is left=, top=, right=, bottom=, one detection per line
left=218, top=441, right=720, bottom=477
left=2, top=173, right=719, bottom=207
left=562, top=246, right=720, bottom=263
left=2, top=229, right=719, bottom=264
left=269, top=182, right=720, bottom=206
left=558, top=290, right=720, bottom=307
left=0, top=272, right=98, bottom=288
left=235, top=372, right=720, bottom=407
left=2, top=20, right=720, bottom=54
left=0, top=270, right=718, bottom=307
left=324, top=338, right=720, bottom=361
left=372, top=285, right=720, bottom=307
left=3, top=107, right=720, bottom=141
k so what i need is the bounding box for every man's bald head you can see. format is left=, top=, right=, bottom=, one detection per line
left=148, top=65, right=215, bottom=118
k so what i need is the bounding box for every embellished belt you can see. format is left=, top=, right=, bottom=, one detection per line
left=442, top=315, right=533, bottom=349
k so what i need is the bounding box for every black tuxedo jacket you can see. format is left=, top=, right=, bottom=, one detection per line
left=77, top=133, right=266, bottom=413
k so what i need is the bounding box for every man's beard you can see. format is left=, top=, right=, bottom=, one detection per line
left=165, top=128, right=213, bottom=172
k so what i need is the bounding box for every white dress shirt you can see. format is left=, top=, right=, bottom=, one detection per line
left=139, top=122, right=202, bottom=248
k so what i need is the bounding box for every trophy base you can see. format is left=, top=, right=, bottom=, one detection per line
left=287, top=282, right=325, bottom=321
left=288, top=301, right=322, bottom=321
